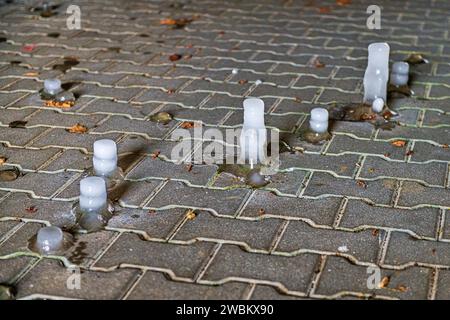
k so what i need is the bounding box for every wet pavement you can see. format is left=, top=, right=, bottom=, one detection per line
left=0, top=0, right=449, bottom=300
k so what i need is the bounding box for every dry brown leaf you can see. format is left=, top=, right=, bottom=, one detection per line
left=238, top=79, right=248, bottom=85
left=379, top=276, right=390, bottom=288
left=442, top=144, right=449, bottom=149
left=372, top=229, right=379, bottom=237
left=45, top=100, right=75, bottom=109
left=396, top=285, right=408, bottom=292
left=391, top=140, right=406, bottom=147
left=336, top=0, right=351, bottom=5
left=24, top=72, right=38, bottom=77
left=185, top=164, right=193, bottom=172
left=151, top=150, right=160, bottom=159
left=67, top=123, right=88, bottom=134
left=0, top=157, right=6, bottom=165
left=180, top=121, right=195, bottom=129
left=186, top=209, right=196, bottom=220
left=312, top=57, right=326, bottom=68
left=356, top=180, right=367, bottom=189
left=169, top=54, right=182, bottom=62
left=318, top=6, right=331, bottom=13
left=258, top=208, right=266, bottom=216
left=160, top=18, right=177, bottom=25
left=25, top=206, right=38, bottom=213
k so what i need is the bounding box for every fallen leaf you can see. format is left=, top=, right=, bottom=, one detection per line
left=379, top=276, right=390, bottom=289
left=336, top=0, right=351, bottom=5
left=294, top=97, right=302, bottom=103
left=167, top=88, right=176, bottom=94
left=148, top=209, right=156, bottom=216
left=149, top=112, right=172, bottom=125
left=180, top=121, right=195, bottom=129
left=185, top=164, right=193, bottom=172
left=8, top=120, right=27, bottom=128
left=67, top=123, right=88, bottom=134
left=368, top=168, right=375, bottom=173
left=442, top=144, right=449, bottom=149
left=0, top=157, right=6, bottom=165
left=169, top=54, right=182, bottom=62
left=396, top=285, right=408, bottom=292
left=318, top=6, right=331, bottom=13
left=356, top=180, right=367, bottom=188
left=151, top=150, right=160, bottom=159
left=185, top=209, right=196, bottom=220
left=372, top=229, right=379, bottom=237
left=238, top=79, right=248, bottom=85
left=406, top=149, right=414, bottom=156
left=25, top=206, right=38, bottom=213
left=404, top=53, right=428, bottom=65
left=160, top=18, right=177, bottom=25
left=22, top=44, right=37, bottom=52
left=383, top=152, right=391, bottom=158
left=391, top=140, right=406, bottom=147
left=45, top=100, right=74, bottom=108
left=24, top=72, right=38, bottom=77
left=312, top=57, right=325, bottom=68
left=258, top=208, right=265, bottom=216
left=160, top=18, right=193, bottom=28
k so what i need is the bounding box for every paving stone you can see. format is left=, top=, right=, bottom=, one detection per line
left=315, top=256, right=431, bottom=299
left=0, top=256, right=35, bottom=285
left=360, top=156, right=447, bottom=186
left=30, top=128, right=121, bottom=152
left=276, top=221, right=380, bottom=263
left=385, top=232, right=450, bottom=266
left=0, top=220, right=20, bottom=242
left=410, top=141, right=450, bottom=163
left=0, top=169, right=76, bottom=198
left=149, top=181, right=250, bottom=216
left=304, top=172, right=395, bottom=205
left=128, top=271, right=247, bottom=300
left=202, top=245, right=319, bottom=292
left=377, top=126, right=450, bottom=146
left=127, top=158, right=217, bottom=186
left=241, top=190, right=341, bottom=225
left=108, top=207, right=185, bottom=240
left=398, top=182, right=450, bottom=208
left=0, top=222, right=41, bottom=256
left=15, top=259, right=139, bottom=300
left=0, top=193, right=76, bottom=228
left=279, top=152, right=359, bottom=177
left=95, top=232, right=215, bottom=278
left=326, top=135, right=406, bottom=160
left=174, top=211, right=282, bottom=251
left=250, top=285, right=306, bottom=300
left=341, top=200, right=440, bottom=238
left=0, top=145, right=60, bottom=170
left=436, top=270, right=450, bottom=300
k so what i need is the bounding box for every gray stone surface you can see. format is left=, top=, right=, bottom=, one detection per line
left=0, top=0, right=448, bottom=300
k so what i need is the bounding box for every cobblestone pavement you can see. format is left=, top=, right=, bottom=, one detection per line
left=0, top=0, right=449, bottom=300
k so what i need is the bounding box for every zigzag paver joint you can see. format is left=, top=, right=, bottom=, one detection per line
left=0, top=0, right=449, bottom=300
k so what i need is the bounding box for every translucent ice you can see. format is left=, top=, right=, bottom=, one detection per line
left=309, top=108, right=329, bottom=133
left=240, top=98, right=267, bottom=166
left=44, top=79, right=62, bottom=95
left=79, top=176, right=108, bottom=212
left=36, top=226, right=64, bottom=254
left=372, top=98, right=384, bottom=113
left=390, top=61, right=409, bottom=86
left=363, top=43, right=390, bottom=103
left=93, top=139, right=118, bottom=176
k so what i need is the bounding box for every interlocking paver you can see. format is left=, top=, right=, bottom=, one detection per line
left=0, top=0, right=448, bottom=300
left=201, top=244, right=318, bottom=293
left=15, top=259, right=139, bottom=300
left=127, top=271, right=248, bottom=300
left=315, top=256, right=431, bottom=300
left=95, top=232, right=215, bottom=279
